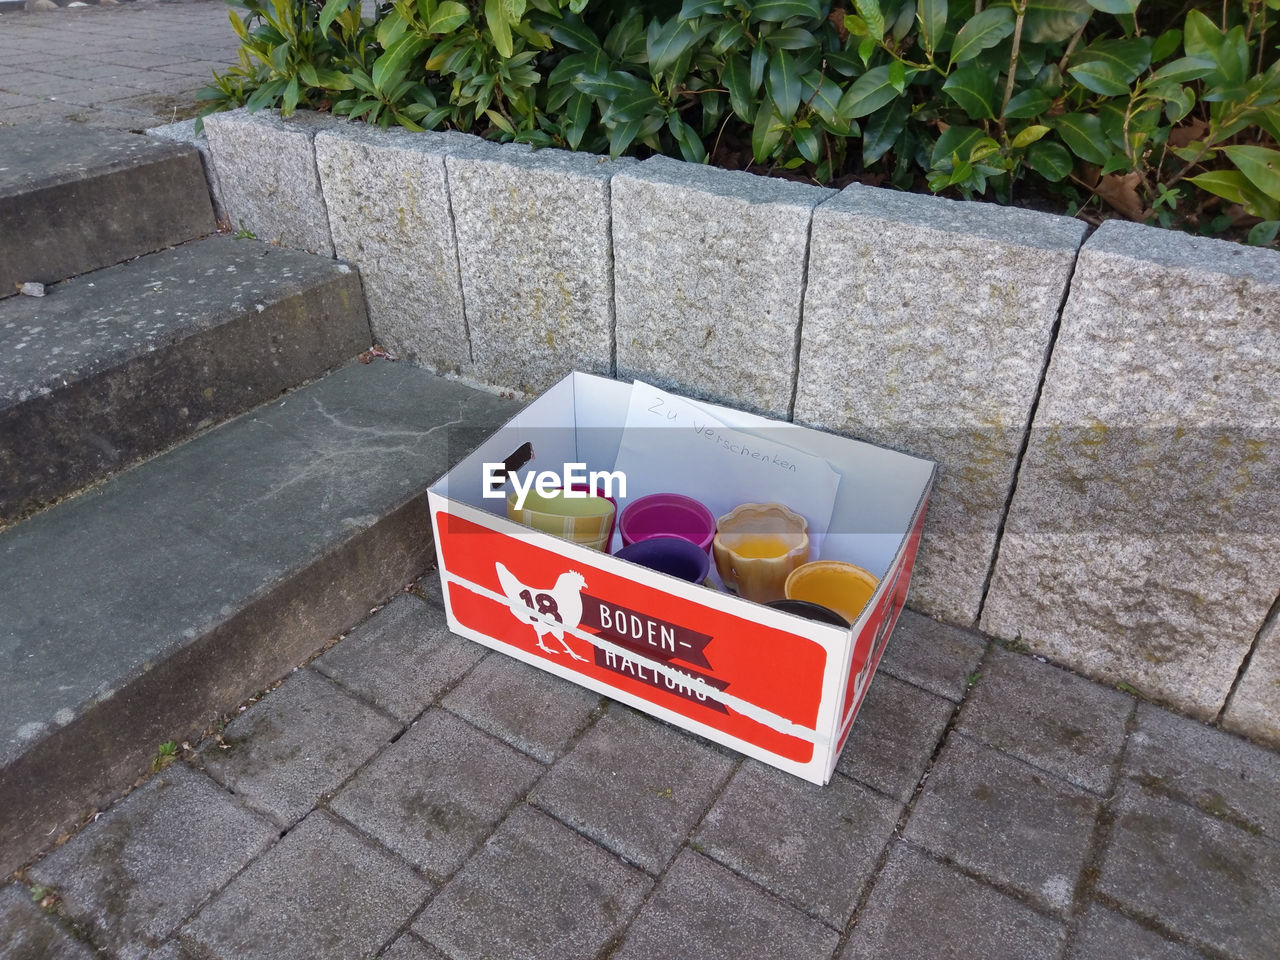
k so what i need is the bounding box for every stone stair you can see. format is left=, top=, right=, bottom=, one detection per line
left=0, top=126, right=514, bottom=876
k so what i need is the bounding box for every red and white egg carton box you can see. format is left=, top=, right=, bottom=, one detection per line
left=428, top=372, right=934, bottom=785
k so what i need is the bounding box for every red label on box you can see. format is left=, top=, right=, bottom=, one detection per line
left=436, top=512, right=826, bottom=763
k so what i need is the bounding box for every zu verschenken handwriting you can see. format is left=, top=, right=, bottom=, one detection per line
left=692, top=422, right=799, bottom=472
left=483, top=462, right=626, bottom=511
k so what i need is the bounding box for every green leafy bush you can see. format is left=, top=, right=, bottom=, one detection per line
left=202, top=0, right=1280, bottom=240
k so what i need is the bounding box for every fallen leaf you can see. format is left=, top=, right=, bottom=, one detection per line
left=1096, top=171, right=1146, bottom=221
left=1169, top=118, right=1209, bottom=150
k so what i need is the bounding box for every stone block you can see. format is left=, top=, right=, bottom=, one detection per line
left=903, top=736, right=1100, bottom=914
left=314, top=594, right=486, bottom=723
left=183, top=811, right=430, bottom=960
left=28, top=765, right=277, bottom=960
left=330, top=709, right=541, bottom=879
left=414, top=804, right=650, bottom=960
left=440, top=651, right=603, bottom=763
left=878, top=608, right=986, bottom=702
left=836, top=671, right=954, bottom=801
left=0, top=883, right=97, bottom=960
left=203, top=108, right=340, bottom=255
left=957, top=646, right=1133, bottom=794
left=1097, top=783, right=1280, bottom=960
left=694, top=761, right=900, bottom=926
left=198, top=669, right=399, bottom=826
left=528, top=704, right=735, bottom=873
left=841, top=844, right=1065, bottom=960
left=315, top=124, right=487, bottom=374
left=447, top=142, right=632, bottom=392
left=1066, top=903, right=1203, bottom=960
left=981, top=221, right=1280, bottom=717
left=794, top=186, right=1086, bottom=624
left=612, top=156, right=833, bottom=418
left=1223, top=607, right=1280, bottom=747
left=612, top=850, right=838, bottom=960
left=146, top=117, right=226, bottom=222
left=1125, top=702, right=1280, bottom=841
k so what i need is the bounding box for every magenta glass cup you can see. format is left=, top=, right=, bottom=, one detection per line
left=618, top=493, right=716, bottom=553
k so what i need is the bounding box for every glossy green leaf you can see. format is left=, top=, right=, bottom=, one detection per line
left=648, top=17, right=702, bottom=76
left=1003, top=87, right=1053, bottom=118
left=1187, top=170, right=1280, bottom=220
left=839, top=64, right=905, bottom=118
left=943, top=64, right=997, bottom=118
left=1247, top=220, right=1280, bottom=246
left=1026, top=140, right=1073, bottom=180
left=1074, top=38, right=1151, bottom=79
left=1220, top=145, right=1280, bottom=201
left=749, top=0, right=822, bottom=23
left=318, top=0, right=347, bottom=35
left=679, top=0, right=726, bottom=18
left=950, top=7, right=1016, bottom=64
left=750, top=43, right=768, bottom=91
left=428, top=1, right=469, bottom=33
left=724, top=53, right=754, bottom=120
left=372, top=34, right=426, bottom=93
left=1150, top=56, right=1216, bottom=83
left=484, top=0, right=513, bottom=57
left=1054, top=112, right=1108, bottom=164
left=1084, top=0, right=1136, bottom=14
left=751, top=96, right=785, bottom=161
left=1012, top=123, right=1051, bottom=147
left=711, top=20, right=748, bottom=52
left=667, top=114, right=708, bottom=161
left=376, top=9, right=407, bottom=48
left=1182, top=9, right=1219, bottom=59
left=916, top=0, right=947, bottom=53
left=548, top=16, right=600, bottom=50
left=608, top=115, right=642, bottom=156
left=802, top=73, right=844, bottom=125
left=766, top=48, right=802, bottom=120
left=282, top=74, right=300, bottom=114
left=1150, top=28, right=1181, bottom=61
left=765, top=26, right=822, bottom=48
left=1068, top=59, right=1132, bottom=95
left=856, top=0, right=885, bottom=40
left=795, top=123, right=822, bottom=163
left=891, top=0, right=916, bottom=41
left=564, top=91, right=591, bottom=148
left=1023, top=0, right=1091, bottom=45
left=930, top=124, right=984, bottom=166
left=861, top=97, right=908, bottom=164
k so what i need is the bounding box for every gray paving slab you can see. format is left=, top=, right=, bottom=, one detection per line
left=198, top=669, right=399, bottom=827
left=879, top=609, right=987, bottom=702
left=380, top=933, right=449, bottom=960
left=440, top=651, right=603, bottom=763
left=0, top=883, right=97, bottom=960
left=1097, top=783, right=1280, bottom=960
left=903, top=735, right=1100, bottom=914
left=182, top=810, right=430, bottom=960
left=1126, top=701, right=1280, bottom=840
left=694, top=761, right=901, bottom=927
left=331, top=708, right=542, bottom=879
left=841, top=844, right=1065, bottom=960
left=958, top=646, right=1133, bottom=794
left=315, top=594, right=486, bottom=723
left=529, top=705, right=736, bottom=873
left=414, top=804, right=651, bottom=960
left=1066, top=903, right=1207, bottom=960
left=837, top=671, right=954, bottom=802
left=611, top=849, right=839, bottom=960
left=27, top=764, right=277, bottom=960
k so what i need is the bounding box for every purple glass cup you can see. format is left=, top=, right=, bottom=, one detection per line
left=614, top=537, right=711, bottom=584
left=618, top=493, right=716, bottom=553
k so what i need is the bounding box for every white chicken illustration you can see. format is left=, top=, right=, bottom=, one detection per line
left=494, top=562, right=588, bottom=661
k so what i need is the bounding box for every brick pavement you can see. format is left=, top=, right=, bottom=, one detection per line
left=0, top=0, right=239, bottom=131
left=4, top=580, right=1279, bottom=960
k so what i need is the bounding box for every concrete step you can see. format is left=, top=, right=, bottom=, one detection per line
left=0, top=360, right=516, bottom=875
left=0, top=125, right=215, bottom=294
left=0, top=234, right=371, bottom=523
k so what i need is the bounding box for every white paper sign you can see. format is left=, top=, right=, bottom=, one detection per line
left=612, top=382, right=842, bottom=559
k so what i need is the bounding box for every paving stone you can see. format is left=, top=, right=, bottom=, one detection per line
left=1097, top=783, right=1280, bottom=960
left=331, top=708, right=541, bottom=879
left=1125, top=702, right=1280, bottom=842
left=903, top=735, right=1100, bottom=914
left=198, top=669, right=399, bottom=826
left=183, top=811, right=430, bottom=960
left=314, top=594, right=485, bottom=723
left=315, top=124, right=486, bottom=374
left=611, top=849, right=838, bottom=960
left=694, top=760, right=900, bottom=926
left=528, top=705, right=735, bottom=873
left=414, top=804, right=650, bottom=960
left=981, top=221, right=1280, bottom=718
left=380, top=933, right=449, bottom=960
left=441, top=651, right=602, bottom=763
left=1223, top=608, right=1280, bottom=748
left=447, top=143, right=631, bottom=392
left=878, top=608, right=986, bottom=702
left=0, top=884, right=97, bottom=960
left=1066, top=903, right=1206, bottom=960
left=837, top=671, right=953, bottom=802
left=27, top=765, right=276, bottom=960
left=795, top=185, right=1086, bottom=624
left=841, top=844, right=1065, bottom=960
left=957, top=646, right=1132, bottom=794
left=203, top=108, right=340, bottom=255
left=612, top=155, right=833, bottom=419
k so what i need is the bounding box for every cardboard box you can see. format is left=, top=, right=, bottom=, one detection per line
left=428, top=373, right=934, bottom=784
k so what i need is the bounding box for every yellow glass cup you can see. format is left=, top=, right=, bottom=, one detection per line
left=784, top=561, right=879, bottom=625
left=712, top=502, right=809, bottom=603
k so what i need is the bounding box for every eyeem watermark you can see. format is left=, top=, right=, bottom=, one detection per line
left=483, top=462, right=627, bottom=510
